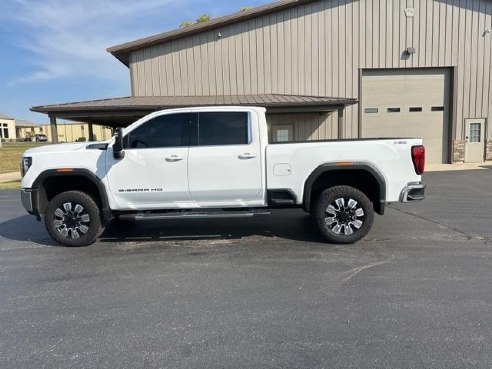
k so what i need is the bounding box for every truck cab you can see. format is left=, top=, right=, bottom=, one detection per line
left=106, top=107, right=268, bottom=209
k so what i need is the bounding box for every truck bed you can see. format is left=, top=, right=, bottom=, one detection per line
left=266, top=138, right=423, bottom=203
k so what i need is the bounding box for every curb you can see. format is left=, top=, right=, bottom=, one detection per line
left=426, top=163, right=492, bottom=172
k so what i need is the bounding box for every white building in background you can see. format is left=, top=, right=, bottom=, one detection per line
left=0, top=113, right=16, bottom=141
left=17, top=121, right=112, bottom=143
left=0, top=113, right=112, bottom=143
left=43, top=121, right=112, bottom=142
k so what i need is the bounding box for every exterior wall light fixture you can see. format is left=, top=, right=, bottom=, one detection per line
left=405, top=47, right=416, bottom=55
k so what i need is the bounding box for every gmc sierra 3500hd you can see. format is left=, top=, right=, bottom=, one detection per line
left=20, top=106, right=426, bottom=247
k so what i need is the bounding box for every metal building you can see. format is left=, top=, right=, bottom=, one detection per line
left=33, top=0, right=492, bottom=163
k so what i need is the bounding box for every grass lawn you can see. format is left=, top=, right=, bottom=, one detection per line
left=0, top=143, right=48, bottom=174
left=0, top=181, right=21, bottom=190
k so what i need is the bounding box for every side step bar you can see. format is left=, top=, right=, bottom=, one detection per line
left=119, top=209, right=271, bottom=221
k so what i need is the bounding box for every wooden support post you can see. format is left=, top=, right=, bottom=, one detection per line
left=88, top=123, right=94, bottom=142
left=49, top=115, right=58, bottom=144
left=338, top=108, right=344, bottom=140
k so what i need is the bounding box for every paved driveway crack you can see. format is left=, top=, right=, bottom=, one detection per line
left=388, top=205, right=474, bottom=240
left=341, top=257, right=395, bottom=283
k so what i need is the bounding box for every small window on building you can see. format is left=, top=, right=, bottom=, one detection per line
left=364, top=108, right=379, bottom=114
left=272, top=124, right=295, bottom=143
left=431, top=106, right=445, bottom=111
left=2, top=127, right=9, bottom=139
left=469, top=123, right=481, bottom=143
left=276, top=130, right=290, bottom=142
left=197, top=112, right=250, bottom=146
left=387, top=108, right=401, bottom=113
left=409, top=107, right=423, bottom=112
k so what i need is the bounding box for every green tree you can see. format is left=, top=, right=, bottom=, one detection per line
left=196, top=14, right=211, bottom=23
left=180, top=14, right=212, bottom=28
left=180, top=21, right=194, bottom=28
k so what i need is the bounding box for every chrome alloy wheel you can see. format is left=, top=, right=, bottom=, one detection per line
left=325, top=198, right=365, bottom=236
left=54, top=202, right=91, bottom=239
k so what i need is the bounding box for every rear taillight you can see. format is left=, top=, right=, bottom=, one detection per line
left=411, top=145, right=425, bottom=175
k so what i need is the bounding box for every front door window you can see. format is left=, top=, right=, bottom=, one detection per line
left=125, top=113, right=192, bottom=149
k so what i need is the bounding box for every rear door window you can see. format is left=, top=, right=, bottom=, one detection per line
left=195, top=112, right=250, bottom=146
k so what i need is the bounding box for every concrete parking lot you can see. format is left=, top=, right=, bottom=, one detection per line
left=1, top=170, right=492, bottom=368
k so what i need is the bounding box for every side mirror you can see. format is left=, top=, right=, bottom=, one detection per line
left=113, top=127, right=125, bottom=159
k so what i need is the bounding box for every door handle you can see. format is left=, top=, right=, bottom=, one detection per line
left=165, top=155, right=184, bottom=162
left=238, top=153, right=256, bottom=160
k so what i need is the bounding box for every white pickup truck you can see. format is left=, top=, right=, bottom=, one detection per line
left=21, top=107, right=426, bottom=246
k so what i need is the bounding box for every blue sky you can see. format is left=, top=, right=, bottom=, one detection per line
left=0, top=0, right=271, bottom=123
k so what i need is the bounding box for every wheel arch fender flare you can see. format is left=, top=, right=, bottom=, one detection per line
left=302, top=162, right=387, bottom=214
left=32, top=169, right=112, bottom=222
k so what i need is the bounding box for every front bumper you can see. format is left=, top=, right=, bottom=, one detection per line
left=21, top=188, right=39, bottom=217
left=400, top=182, right=426, bottom=202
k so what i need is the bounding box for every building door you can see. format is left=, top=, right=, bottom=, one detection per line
left=465, top=119, right=485, bottom=163
left=361, top=68, right=451, bottom=164
left=272, top=124, right=295, bottom=142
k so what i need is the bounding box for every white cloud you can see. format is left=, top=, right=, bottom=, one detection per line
left=8, top=0, right=175, bottom=84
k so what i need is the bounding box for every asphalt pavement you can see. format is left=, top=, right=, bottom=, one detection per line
left=1, top=170, right=492, bottom=368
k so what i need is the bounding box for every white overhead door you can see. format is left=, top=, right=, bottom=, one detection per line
left=361, top=69, right=451, bottom=164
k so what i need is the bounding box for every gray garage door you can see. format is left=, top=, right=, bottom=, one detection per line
left=361, top=69, right=451, bottom=164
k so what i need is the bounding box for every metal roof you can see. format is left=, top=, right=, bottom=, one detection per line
left=32, top=94, right=357, bottom=112
left=15, top=119, right=38, bottom=127
left=107, top=0, right=318, bottom=66
left=31, top=94, right=357, bottom=127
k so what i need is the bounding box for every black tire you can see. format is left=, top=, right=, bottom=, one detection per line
left=312, top=185, right=374, bottom=244
left=44, top=191, right=103, bottom=247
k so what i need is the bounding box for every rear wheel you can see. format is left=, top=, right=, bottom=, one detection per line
left=44, top=191, right=103, bottom=247
left=313, top=185, right=374, bottom=244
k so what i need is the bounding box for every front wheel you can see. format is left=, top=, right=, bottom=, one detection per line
left=44, top=191, right=103, bottom=247
left=312, top=186, right=374, bottom=244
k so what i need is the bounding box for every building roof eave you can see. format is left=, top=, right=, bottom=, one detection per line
left=31, top=94, right=358, bottom=127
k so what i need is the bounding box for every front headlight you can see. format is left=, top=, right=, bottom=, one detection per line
left=21, top=157, right=32, bottom=178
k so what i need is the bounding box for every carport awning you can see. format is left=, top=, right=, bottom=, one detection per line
left=31, top=94, right=358, bottom=127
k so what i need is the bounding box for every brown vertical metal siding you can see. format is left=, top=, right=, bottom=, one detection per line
left=129, top=0, right=492, bottom=141
left=267, top=113, right=335, bottom=141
